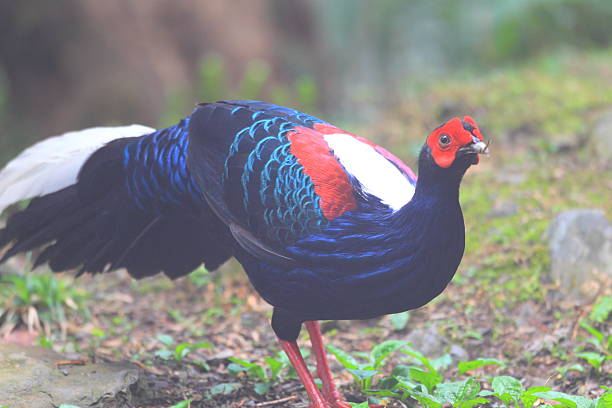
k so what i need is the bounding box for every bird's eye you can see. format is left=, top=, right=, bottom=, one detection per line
left=439, top=134, right=451, bottom=146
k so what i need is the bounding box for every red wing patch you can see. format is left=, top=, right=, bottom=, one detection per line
left=287, top=126, right=357, bottom=220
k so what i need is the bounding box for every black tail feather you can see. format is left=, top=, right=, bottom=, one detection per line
left=0, top=138, right=232, bottom=279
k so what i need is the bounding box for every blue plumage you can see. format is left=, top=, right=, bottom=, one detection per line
left=122, top=118, right=203, bottom=214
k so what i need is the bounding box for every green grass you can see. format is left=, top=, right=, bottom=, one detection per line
left=0, top=268, right=89, bottom=336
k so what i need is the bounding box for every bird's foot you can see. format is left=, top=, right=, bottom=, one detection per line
left=322, top=387, right=351, bottom=408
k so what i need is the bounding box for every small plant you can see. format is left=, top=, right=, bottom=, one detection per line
left=327, top=339, right=407, bottom=394
left=187, top=266, right=213, bottom=288
left=227, top=351, right=294, bottom=395
left=572, top=320, right=611, bottom=373
left=166, top=399, right=192, bottom=408
left=154, top=333, right=212, bottom=368
left=328, top=341, right=609, bottom=407
left=589, top=296, right=612, bottom=324
left=0, top=269, right=89, bottom=336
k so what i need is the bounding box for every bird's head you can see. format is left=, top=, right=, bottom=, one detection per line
left=424, top=116, right=488, bottom=172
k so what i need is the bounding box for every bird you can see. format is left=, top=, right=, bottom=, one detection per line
left=0, top=100, right=487, bottom=408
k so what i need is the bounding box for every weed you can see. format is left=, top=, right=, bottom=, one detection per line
left=166, top=399, right=192, bottom=408
left=590, top=296, right=612, bottom=324
left=571, top=320, right=611, bottom=373
left=227, top=351, right=294, bottom=395
left=0, top=269, right=89, bottom=336
left=328, top=341, right=610, bottom=407
left=154, top=333, right=212, bottom=368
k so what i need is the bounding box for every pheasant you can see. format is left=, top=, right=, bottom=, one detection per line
left=0, top=100, right=487, bottom=407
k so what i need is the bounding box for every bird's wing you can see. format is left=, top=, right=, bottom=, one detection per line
left=187, top=101, right=416, bottom=263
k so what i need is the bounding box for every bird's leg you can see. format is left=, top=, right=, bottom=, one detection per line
left=305, top=321, right=351, bottom=408
left=279, top=339, right=329, bottom=408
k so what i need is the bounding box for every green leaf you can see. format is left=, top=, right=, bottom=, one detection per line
left=154, top=349, right=174, bottom=360
left=174, top=341, right=212, bottom=361
left=533, top=391, right=597, bottom=408
left=401, top=346, right=438, bottom=374
left=408, top=367, right=443, bottom=393
left=349, top=402, right=370, bottom=408
left=457, top=358, right=504, bottom=376
left=390, top=311, right=410, bottom=331
left=392, top=364, right=413, bottom=378
left=174, top=343, right=191, bottom=360
left=431, top=354, right=453, bottom=372
left=90, top=327, right=106, bottom=338
left=580, top=321, right=605, bottom=345
left=491, top=375, right=524, bottom=403
left=156, top=333, right=174, bottom=346
left=595, top=391, right=611, bottom=408
left=210, top=382, right=241, bottom=395
left=370, top=340, right=407, bottom=368
left=166, top=400, right=192, bottom=408
left=394, top=375, right=420, bottom=391
left=347, top=368, right=378, bottom=381
left=457, top=397, right=490, bottom=408
left=254, top=382, right=270, bottom=395
left=576, top=352, right=606, bottom=369
left=227, top=363, right=247, bottom=376
left=522, top=386, right=553, bottom=407
left=557, top=364, right=585, bottom=375
left=435, top=378, right=481, bottom=405
left=376, top=375, right=399, bottom=391
left=409, top=386, right=443, bottom=408
left=590, top=295, right=612, bottom=323
left=326, top=345, right=360, bottom=369
left=264, top=357, right=284, bottom=380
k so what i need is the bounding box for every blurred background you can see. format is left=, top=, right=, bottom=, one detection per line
left=0, top=2, right=611, bottom=404
left=1, top=0, right=611, bottom=165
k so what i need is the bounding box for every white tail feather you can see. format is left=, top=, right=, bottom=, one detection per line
left=0, top=124, right=155, bottom=214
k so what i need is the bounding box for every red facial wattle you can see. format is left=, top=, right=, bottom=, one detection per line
left=426, top=116, right=484, bottom=168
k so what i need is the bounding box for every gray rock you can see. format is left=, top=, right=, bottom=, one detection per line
left=403, top=324, right=446, bottom=357
left=0, top=342, right=140, bottom=408
left=589, top=111, right=612, bottom=161
left=448, top=344, right=469, bottom=362
left=544, top=209, right=612, bottom=303
left=488, top=200, right=519, bottom=218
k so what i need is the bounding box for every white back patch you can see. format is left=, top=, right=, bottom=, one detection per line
left=323, top=133, right=415, bottom=211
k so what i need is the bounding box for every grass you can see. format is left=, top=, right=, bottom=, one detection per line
left=0, top=267, right=89, bottom=337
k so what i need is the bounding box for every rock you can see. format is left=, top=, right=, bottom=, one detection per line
left=448, top=344, right=469, bottom=362
left=589, top=111, right=612, bottom=162
left=488, top=200, right=518, bottom=218
left=0, top=342, right=140, bottom=408
left=544, top=209, right=612, bottom=303
left=403, top=324, right=446, bottom=357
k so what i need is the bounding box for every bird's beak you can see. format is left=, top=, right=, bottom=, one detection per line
left=458, top=135, right=489, bottom=156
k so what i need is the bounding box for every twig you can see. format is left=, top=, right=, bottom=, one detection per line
left=54, top=359, right=86, bottom=367
left=255, top=395, right=298, bottom=407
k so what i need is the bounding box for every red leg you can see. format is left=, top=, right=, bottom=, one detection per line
left=305, top=321, right=351, bottom=408
left=280, top=339, right=328, bottom=408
